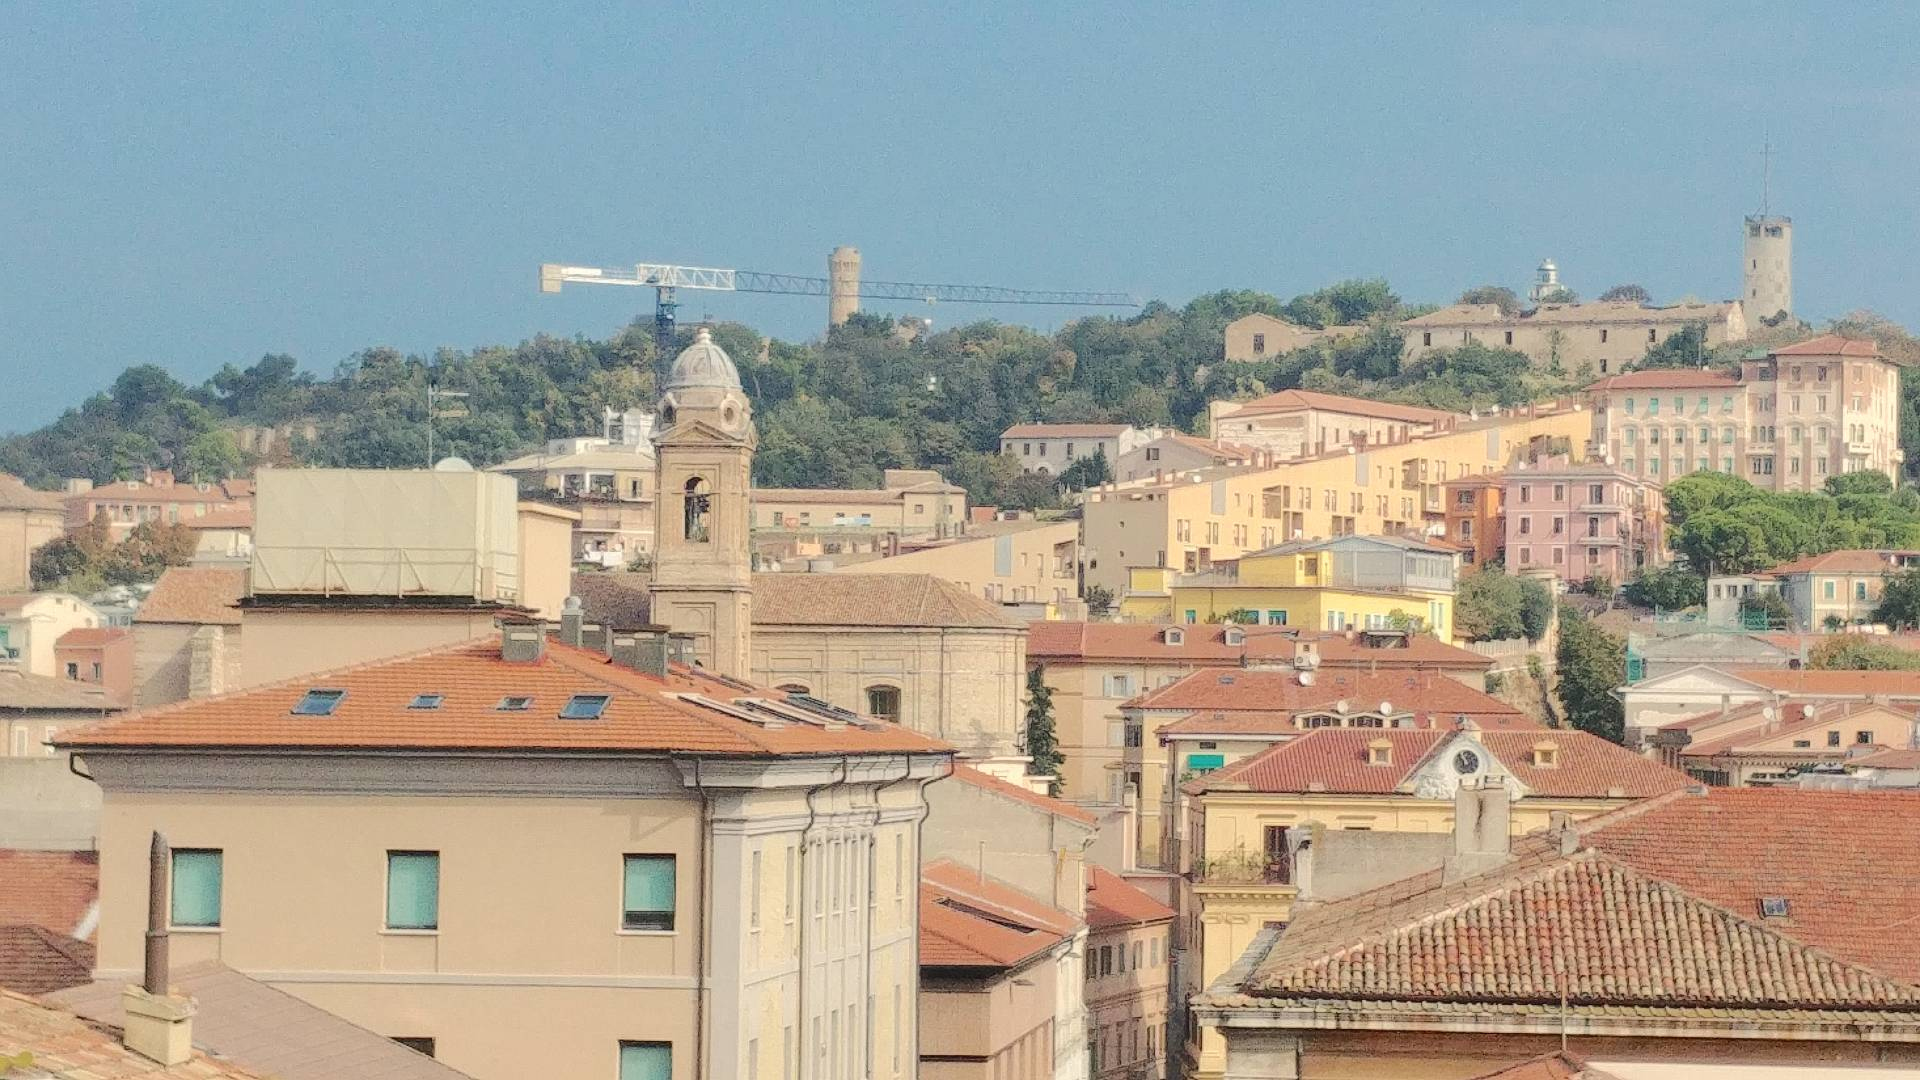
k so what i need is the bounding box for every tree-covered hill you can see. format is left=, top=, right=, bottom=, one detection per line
left=16, top=281, right=1884, bottom=508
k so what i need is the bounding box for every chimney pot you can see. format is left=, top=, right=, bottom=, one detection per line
left=610, top=626, right=671, bottom=679
left=559, top=595, right=585, bottom=647
left=500, top=622, right=546, bottom=663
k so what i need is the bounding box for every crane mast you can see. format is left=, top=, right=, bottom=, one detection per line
left=540, top=254, right=1138, bottom=358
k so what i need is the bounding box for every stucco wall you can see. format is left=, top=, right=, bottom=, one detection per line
left=237, top=608, right=500, bottom=688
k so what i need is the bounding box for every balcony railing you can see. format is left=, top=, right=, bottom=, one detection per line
left=1192, top=851, right=1292, bottom=886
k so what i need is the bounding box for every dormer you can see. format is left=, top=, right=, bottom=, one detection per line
left=1531, top=740, right=1560, bottom=768
left=1222, top=625, right=1245, bottom=647
left=1162, top=627, right=1185, bottom=646
left=1367, top=738, right=1393, bottom=766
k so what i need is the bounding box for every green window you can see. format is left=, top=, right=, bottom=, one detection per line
left=619, top=1042, right=671, bottom=1080
left=1182, top=610, right=1197, bottom=624
left=1266, top=610, right=1287, bottom=626
left=386, top=851, right=440, bottom=930
left=170, top=849, right=222, bottom=927
left=623, top=855, right=676, bottom=931
left=1187, top=753, right=1226, bottom=772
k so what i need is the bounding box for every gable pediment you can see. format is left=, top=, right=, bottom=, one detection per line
left=654, top=418, right=754, bottom=448
left=1622, top=664, right=1770, bottom=696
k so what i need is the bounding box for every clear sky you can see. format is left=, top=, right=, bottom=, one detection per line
left=5, top=2, right=1918, bottom=433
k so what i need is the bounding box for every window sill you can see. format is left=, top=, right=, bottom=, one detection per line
left=616, top=928, right=679, bottom=937
left=380, top=928, right=440, bottom=937
left=168, top=925, right=223, bottom=934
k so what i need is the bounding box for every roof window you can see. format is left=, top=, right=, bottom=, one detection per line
left=408, top=694, right=444, bottom=710
left=1759, top=897, right=1791, bottom=918
left=497, top=696, right=533, bottom=712
left=560, top=694, right=611, bottom=720
left=291, top=689, right=345, bottom=716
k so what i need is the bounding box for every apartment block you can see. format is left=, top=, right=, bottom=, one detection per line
left=1502, top=457, right=1662, bottom=585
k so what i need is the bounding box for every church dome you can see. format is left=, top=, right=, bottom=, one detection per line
left=663, top=326, right=741, bottom=391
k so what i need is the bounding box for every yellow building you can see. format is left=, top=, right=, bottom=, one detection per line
left=0, top=473, right=65, bottom=593
left=825, top=518, right=1080, bottom=610
left=1079, top=403, right=1589, bottom=596
left=1118, top=535, right=1456, bottom=640
left=58, top=627, right=952, bottom=1080
left=1175, top=728, right=1691, bottom=1079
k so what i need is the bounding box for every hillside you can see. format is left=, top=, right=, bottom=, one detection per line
left=0, top=281, right=1793, bottom=508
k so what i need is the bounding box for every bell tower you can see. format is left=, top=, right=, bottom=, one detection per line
left=648, top=327, right=755, bottom=677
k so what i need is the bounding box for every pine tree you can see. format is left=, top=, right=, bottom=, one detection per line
left=1023, top=665, right=1065, bottom=795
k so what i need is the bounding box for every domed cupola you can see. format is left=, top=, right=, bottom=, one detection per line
left=663, top=326, right=742, bottom=392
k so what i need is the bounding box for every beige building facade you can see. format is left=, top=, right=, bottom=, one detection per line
left=1079, top=405, right=1589, bottom=596
left=0, top=592, right=101, bottom=677
left=1206, top=390, right=1457, bottom=462
left=0, top=474, right=65, bottom=592
left=1000, top=425, right=1159, bottom=476
left=62, top=631, right=952, bottom=1080
left=755, top=470, right=967, bottom=538
left=1403, top=299, right=1747, bottom=374
left=1221, top=314, right=1365, bottom=362
left=1587, top=335, right=1903, bottom=491
left=822, top=519, right=1080, bottom=608
left=131, top=566, right=246, bottom=707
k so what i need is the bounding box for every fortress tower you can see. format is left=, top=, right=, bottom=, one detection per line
left=828, top=246, right=861, bottom=328
left=1742, top=214, right=1793, bottom=325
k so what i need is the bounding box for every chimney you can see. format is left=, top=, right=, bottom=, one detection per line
left=559, top=595, right=585, bottom=647
left=500, top=621, right=546, bottom=663
left=667, top=633, right=697, bottom=666
left=609, top=627, right=670, bottom=679
left=123, top=831, right=195, bottom=1066
left=1443, top=775, right=1513, bottom=883
left=1548, top=810, right=1579, bottom=855
left=1284, top=822, right=1318, bottom=899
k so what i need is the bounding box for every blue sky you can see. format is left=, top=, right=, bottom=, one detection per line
left=5, top=2, right=1918, bottom=432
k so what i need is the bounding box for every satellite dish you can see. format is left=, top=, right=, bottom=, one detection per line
left=1379, top=700, right=1393, bottom=715
left=1297, top=671, right=1316, bottom=687
left=1335, top=699, right=1350, bottom=714
left=433, top=457, right=475, bottom=472
left=1801, top=704, right=1815, bottom=719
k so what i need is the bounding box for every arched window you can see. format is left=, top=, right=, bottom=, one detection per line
left=683, top=477, right=711, bottom=542
left=776, top=683, right=811, bottom=695
left=865, top=685, right=902, bottom=724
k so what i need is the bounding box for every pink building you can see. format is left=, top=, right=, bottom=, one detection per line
left=1502, top=457, right=1662, bottom=586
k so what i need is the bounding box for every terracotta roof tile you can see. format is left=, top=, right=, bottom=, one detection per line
left=752, top=573, right=1021, bottom=629
left=1848, top=747, right=1920, bottom=770
left=0, top=926, right=93, bottom=995
left=1762, top=549, right=1920, bottom=575
left=1677, top=700, right=1902, bottom=759
left=0, top=850, right=96, bottom=941
left=55, top=636, right=951, bottom=758
left=1225, top=389, right=1457, bottom=425
left=0, top=474, right=64, bottom=514
left=1026, top=622, right=1490, bottom=670
left=0, top=989, right=270, bottom=1078
left=919, top=860, right=1075, bottom=971
left=178, top=505, right=254, bottom=530
left=1085, top=866, right=1174, bottom=929
left=950, top=766, right=1097, bottom=825
left=1772, top=334, right=1883, bottom=358
left=1586, top=369, right=1743, bottom=391
left=135, top=566, right=246, bottom=625
left=1000, top=424, right=1132, bottom=438
left=1196, top=728, right=1688, bottom=798
left=54, top=627, right=129, bottom=649
left=1128, top=668, right=1526, bottom=727
left=1742, top=670, right=1920, bottom=696
left=0, top=668, right=123, bottom=712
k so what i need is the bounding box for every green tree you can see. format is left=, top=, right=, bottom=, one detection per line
left=1083, top=584, right=1115, bottom=617
left=1022, top=666, right=1064, bottom=795
left=1221, top=608, right=1261, bottom=625
left=1537, top=287, right=1578, bottom=305
left=1458, top=285, right=1522, bottom=316
left=1808, top=636, right=1920, bottom=670
left=1826, top=471, right=1894, bottom=497
left=1636, top=323, right=1712, bottom=370
left=1598, top=284, right=1652, bottom=304
left=1555, top=606, right=1626, bottom=743
left=1621, top=566, right=1707, bottom=611
left=1740, top=590, right=1793, bottom=630
left=1454, top=567, right=1526, bottom=641
left=1058, top=446, right=1112, bottom=490
left=1873, top=568, right=1920, bottom=629
left=1517, top=577, right=1554, bottom=642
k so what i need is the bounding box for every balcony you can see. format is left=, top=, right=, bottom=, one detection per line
left=1193, top=850, right=1293, bottom=886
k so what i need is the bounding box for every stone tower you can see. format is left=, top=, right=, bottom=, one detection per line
left=648, top=327, right=755, bottom=678
left=1742, top=214, right=1793, bottom=325
left=828, top=246, right=861, bottom=329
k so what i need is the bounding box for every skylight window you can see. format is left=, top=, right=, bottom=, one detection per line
left=291, top=689, right=345, bottom=716
left=560, top=694, right=611, bottom=720
left=408, top=694, right=444, bottom=710
left=1760, top=897, right=1791, bottom=918
left=497, top=696, right=533, bottom=712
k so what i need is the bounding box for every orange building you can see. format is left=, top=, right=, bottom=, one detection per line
left=1442, top=473, right=1505, bottom=569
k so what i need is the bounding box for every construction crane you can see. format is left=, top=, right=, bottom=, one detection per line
left=539, top=250, right=1139, bottom=358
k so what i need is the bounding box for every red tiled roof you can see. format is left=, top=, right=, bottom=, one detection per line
left=1026, top=622, right=1491, bottom=670
left=1585, top=369, right=1742, bottom=391
left=1085, top=866, right=1174, bottom=929
left=180, top=504, right=255, bottom=530
left=919, top=860, right=1075, bottom=971
left=0, top=474, right=63, bottom=514
left=1000, top=423, right=1132, bottom=438
left=0, top=850, right=96, bottom=941
left=1223, top=788, right=1920, bottom=1013
left=1678, top=701, right=1904, bottom=759
left=1128, top=668, right=1523, bottom=724
left=0, top=989, right=269, bottom=1078
left=1742, top=670, right=1920, bottom=696
left=55, top=627, right=129, bottom=649
left=1196, top=728, right=1688, bottom=799
left=1763, top=549, right=1918, bottom=575
left=56, top=637, right=951, bottom=759
left=135, top=565, right=246, bottom=625
left=1772, top=334, right=1883, bottom=358
left=0, top=926, right=93, bottom=995
left=1157, top=711, right=1303, bottom=737
left=1227, top=389, right=1456, bottom=424
left=1850, top=747, right=1920, bottom=770
left=950, top=766, right=1098, bottom=825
